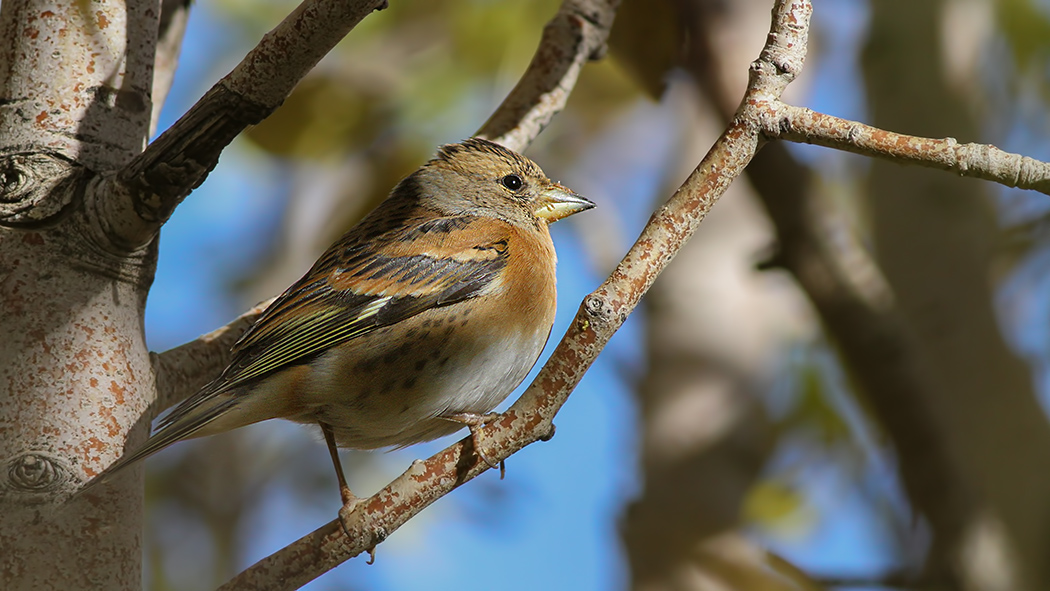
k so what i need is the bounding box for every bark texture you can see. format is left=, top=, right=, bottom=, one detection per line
left=0, top=0, right=158, bottom=584
left=0, top=0, right=385, bottom=588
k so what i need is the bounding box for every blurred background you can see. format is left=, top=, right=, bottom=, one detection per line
left=142, top=0, right=1050, bottom=589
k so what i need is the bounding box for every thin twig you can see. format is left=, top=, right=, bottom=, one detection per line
left=218, top=2, right=811, bottom=589
left=758, top=103, right=1050, bottom=195
left=476, top=0, right=620, bottom=152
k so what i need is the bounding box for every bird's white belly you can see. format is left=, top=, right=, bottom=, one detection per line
left=301, top=312, right=549, bottom=449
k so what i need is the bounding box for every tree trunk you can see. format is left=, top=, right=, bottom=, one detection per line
left=0, top=0, right=160, bottom=585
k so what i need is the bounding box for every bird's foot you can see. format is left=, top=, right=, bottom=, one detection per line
left=337, top=497, right=383, bottom=564
left=440, top=412, right=503, bottom=474
left=338, top=483, right=356, bottom=507
left=337, top=493, right=379, bottom=565
left=337, top=492, right=363, bottom=537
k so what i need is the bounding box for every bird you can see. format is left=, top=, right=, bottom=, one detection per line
left=80, top=137, right=594, bottom=505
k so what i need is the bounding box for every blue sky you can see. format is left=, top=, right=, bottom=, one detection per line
left=145, top=6, right=642, bottom=589
left=140, top=1, right=1011, bottom=589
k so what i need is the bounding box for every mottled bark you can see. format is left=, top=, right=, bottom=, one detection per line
left=0, top=0, right=383, bottom=588
left=0, top=0, right=159, bottom=586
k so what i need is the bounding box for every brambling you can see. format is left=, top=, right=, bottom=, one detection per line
left=87, top=138, right=593, bottom=503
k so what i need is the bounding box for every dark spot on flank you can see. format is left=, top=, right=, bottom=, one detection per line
left=438, top=356, right=450, bottom=367
left=355, top=360, right=379, bottom=374
left=403, top=377, right=417, bottom=389
left=429, top=349, right=443, bottom=360
left=404, top=328, right=417, bottom=339
left=421, top=319, right=432, bottom=328
left=415, top=359, right=427, bottom=371
left=381, top=381, right=394, bottom=394
left=401, top=404, right=410, bottom=414
left=383, top=351, right=400, bottom=364
left=460, top=319, right=469, bottom=327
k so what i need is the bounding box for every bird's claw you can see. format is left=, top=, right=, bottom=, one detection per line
left=440, top=412, right=504, bottom=472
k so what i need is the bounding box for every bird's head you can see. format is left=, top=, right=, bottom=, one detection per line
left=417, top=137, right=594, bottom=226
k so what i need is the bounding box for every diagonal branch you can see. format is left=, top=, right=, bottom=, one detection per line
left=151, top=0, right=621, bottom=418
left=476, top=0, right=620, bottom=152
left=218, top=2, right=812, bottom=589
left=104, top=0, right=389, bottom=250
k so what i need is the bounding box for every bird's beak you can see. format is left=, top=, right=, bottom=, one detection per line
left=533, top=183, right=595, bottom=223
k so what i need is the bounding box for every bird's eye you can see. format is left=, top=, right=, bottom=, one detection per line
left=500, top=174, right=524, bottom=191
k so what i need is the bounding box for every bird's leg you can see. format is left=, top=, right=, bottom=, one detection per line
left=439, top=412, right=504, bottom=476
left=322, top=421, right=378, bottom=557
left=320, top=421, right=357, bottom=507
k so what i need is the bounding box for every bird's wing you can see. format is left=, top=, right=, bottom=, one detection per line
left=156, top=215, right=510, bottom=432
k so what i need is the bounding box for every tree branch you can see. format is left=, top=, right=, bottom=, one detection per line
left=759, top=104, right=1050, bottom=195
left=218, top=2, right=812, bottom=589
left=106, top=0, right=388, bottom=250
left=476, top=0, right=620, bottom=152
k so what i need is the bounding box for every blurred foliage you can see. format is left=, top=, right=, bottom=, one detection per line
left=743, top=479, right=812, bottom=533
left=778, top=362, right=852, bottom=447
left=242, top=0, right=563, bottom=161
left=997, top=0, right=1050, bottom=75
left=144, top=0, right=1050, bottom=588
left=246, top=74, right=391, bottom=159
left=607, top=0, right=681, bottom=99
left=234, top=0, right=649, bottom=248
